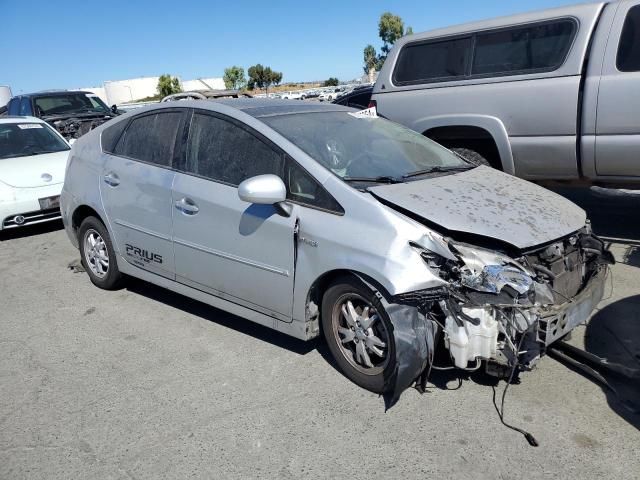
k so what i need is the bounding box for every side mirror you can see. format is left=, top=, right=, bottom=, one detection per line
left=238, top=174, right=287, bottom=205
left=111, top=104, right=118, bottom=114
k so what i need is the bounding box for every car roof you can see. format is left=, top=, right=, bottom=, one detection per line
left=212, top=98, right=352, bottom=118
left=16, top=90, right=91, bottom=98
left=0, top=116, right=46, bottom=125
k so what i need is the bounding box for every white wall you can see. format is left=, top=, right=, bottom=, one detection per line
left=182, top=77, right=225, bottom=91
left=104, top=76, right=159, bottom=105
left=78, top=87, right=108, bottom=105
left=0, top=86, right=12, bottom=107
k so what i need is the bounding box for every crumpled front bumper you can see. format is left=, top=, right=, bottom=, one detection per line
left=537, top=266, right=607, bottom=346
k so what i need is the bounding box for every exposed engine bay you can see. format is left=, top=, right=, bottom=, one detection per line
left=48, top=115, right=113, bottom=140
left=404, top=222, right=614, bottom=380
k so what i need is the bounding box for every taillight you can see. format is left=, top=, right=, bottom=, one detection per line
left=368, top=99, right=377, bottom=109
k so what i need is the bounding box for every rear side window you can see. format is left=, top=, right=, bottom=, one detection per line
left=394, top=37, right=472, bottom=85
left=184, top=112, right=283, bottom=186
left=19, top=98, right=31, bottom=116
left=472, top=20, right=576, bottom=75
left=114, top=111, right=182, bottom=166
left=617, top=5, right=640, bottom=72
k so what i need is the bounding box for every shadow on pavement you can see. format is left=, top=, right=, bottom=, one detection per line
left=583, top=295, right=640, bottom=429
left=124, top=277, right=319, bottom=356
left=0, top=219, right=63, bottom=241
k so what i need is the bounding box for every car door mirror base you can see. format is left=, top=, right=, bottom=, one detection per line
left=274, top=201, right=293, bottom=217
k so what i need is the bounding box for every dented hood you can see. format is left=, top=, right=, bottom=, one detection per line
left=369, top=166, right=586, bottom=250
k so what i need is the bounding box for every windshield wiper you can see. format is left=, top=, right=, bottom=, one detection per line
left=343, top=175, right=402, bottom=184
left=402, top=165, right=473, bottom=179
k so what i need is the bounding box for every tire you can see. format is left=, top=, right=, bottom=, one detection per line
left=321, top=276, right=396, bottom=393
left=451, top=147, right=492, bottom=167
left=78, top=216, right=124, bottom=290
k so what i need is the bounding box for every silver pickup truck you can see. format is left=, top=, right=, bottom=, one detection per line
left=372, top=0, right=640, bottom=187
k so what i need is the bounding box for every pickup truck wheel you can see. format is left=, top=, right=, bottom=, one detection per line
left=78, top=216, right=124, bottom=290
left=322, top=277, right=396, bottom=393
left=451, top=147, right=491, bottom=167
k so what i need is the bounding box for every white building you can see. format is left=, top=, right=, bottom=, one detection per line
left=79, top=76, right=225, bottom=106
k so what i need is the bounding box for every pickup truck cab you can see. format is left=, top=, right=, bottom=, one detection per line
left=372, top=0, right=640, bottom=187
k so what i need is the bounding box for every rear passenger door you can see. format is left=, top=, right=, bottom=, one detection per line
left=100, top=109, right=186, bottom=279
left=171, top=110, right=297, bottom=322
left=594, top=2, right=640, bottom=176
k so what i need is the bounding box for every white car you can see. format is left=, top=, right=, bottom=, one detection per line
left=0, top=117, right=70, bottom=230
left=319, top=88, right=342, bottom=101
left=280, top=91, right=305, bottom=100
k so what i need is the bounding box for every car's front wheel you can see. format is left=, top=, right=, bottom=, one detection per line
left=78, top=216, right=123, bottom=290
left=322, top=277, right=395, bottom=393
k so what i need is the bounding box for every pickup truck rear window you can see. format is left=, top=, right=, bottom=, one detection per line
left=394, top=37, right=472, bottom=85
left=393, top=18, right=576, bottom=86
left=472, top=20, right=576, bottom=75
left=617, top=5, right=640, bottom=72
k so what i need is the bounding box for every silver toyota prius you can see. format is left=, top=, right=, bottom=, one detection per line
left=61, top=99, right=613, bottom=405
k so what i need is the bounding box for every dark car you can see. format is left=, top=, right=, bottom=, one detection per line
left=6, top=91, right=119, bottom=140
left=331, top=86, right=373, bottom=110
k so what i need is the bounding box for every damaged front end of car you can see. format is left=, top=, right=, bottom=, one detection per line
left=404, top=222, right=614, bottom=383
left=45, top=115, right=114, bottom=141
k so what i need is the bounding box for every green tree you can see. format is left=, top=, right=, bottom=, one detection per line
left=272, top=71, right=283, bottom=87
left=363, top=44, right=379, bottom=82
left=324, top=77, right=339, bottom=87
left=223, top=66, right=247, bottom=90
left=157, top=74, right=182, bottom=97
left=377, top=12, right=413, bottom=63
left=247, top=64, right=283, bottom=94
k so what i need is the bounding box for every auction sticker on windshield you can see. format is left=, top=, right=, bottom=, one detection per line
left=348, top=106, right=378, bottom=119
left=17, top=124, right=43, bottom=129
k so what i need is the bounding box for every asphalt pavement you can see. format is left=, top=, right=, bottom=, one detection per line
left=1, top=186, right=639, bottom=479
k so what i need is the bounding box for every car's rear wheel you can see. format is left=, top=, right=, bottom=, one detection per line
left=78, top=216, right=123, bottom=290
left=322, top=277, right=395, bottom=393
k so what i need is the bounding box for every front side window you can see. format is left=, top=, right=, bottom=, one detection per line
left=285, top=158, right=343, bottom=213
left=114, top=111, right=182, bottom=166
left=393, top=37, right=472, bottom=85
left=185, top=112, right=283, bottom=186
left=472, top=20, right=576, bottom=75
left=617, top=5, right=640, bottom=72
left=0, top=123, right=69, bottom=159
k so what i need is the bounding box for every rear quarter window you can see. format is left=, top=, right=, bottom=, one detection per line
left=101, top=119, right=128, bottom=153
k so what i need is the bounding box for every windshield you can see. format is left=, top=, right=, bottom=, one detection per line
left=261, top=111, right=471, bottom=183
left=0, top=123, right=70, bottom=159
left=34, top=93, right=110, bottom=117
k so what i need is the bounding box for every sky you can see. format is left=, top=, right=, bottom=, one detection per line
left=2, top=0, right=591, bottom=94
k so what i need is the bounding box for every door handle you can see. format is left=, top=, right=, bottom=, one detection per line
left=103, top=172, right=120, bottom=187
left=175, top=198, right=199, bottom=215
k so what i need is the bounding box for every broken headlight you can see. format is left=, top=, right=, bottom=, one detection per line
left=453, top=243, right=535, bottom=297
